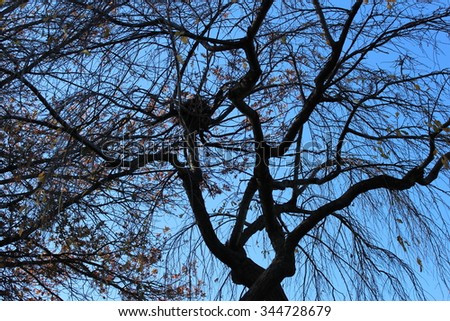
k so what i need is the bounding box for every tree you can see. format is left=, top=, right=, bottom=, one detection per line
left=1, top=0, right=449, bottom=300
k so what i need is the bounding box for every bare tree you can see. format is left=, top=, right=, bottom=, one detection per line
left=1, top=0, right=449, bottom=300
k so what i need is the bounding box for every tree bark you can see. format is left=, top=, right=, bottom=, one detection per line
left=231, top=257, right=289, bottom=301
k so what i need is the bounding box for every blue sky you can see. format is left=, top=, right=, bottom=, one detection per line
left=2, top=0, right=448, bottom=301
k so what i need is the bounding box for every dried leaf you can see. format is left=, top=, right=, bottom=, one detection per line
left=416, top=258, right=423, bottom=272
left=397, top=235, right=407, bottom=252
left=37, top=172, right=46, bottom=183
left=180, top=36, right=189, bottom=44
left=442, top=156, right=449, bottom=169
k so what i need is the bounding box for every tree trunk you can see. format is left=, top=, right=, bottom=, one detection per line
left=231, top=257, right=290, bottom=301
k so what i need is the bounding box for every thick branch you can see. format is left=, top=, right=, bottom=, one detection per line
left=272, top=1, right=363, bottom=158
left=228, top=177, right=257, bottom=250
left=177, top=169, right=244, bottom=269
left=285, top=161, right=445, bottom=251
